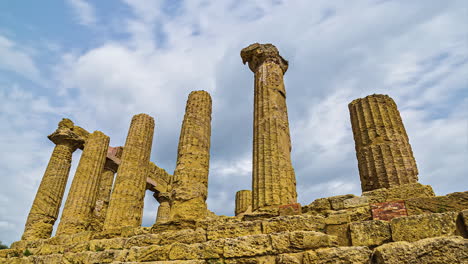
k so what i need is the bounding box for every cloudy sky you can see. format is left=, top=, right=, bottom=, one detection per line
left=0, top=0, right=467, bottom=245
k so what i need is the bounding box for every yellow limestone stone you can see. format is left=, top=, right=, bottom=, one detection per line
left=155, top=192, right=171, bottom=223
left=241, top=43, right=297, bottom=211
left=22, top=119, right=85, bottom=241
left=170, top=91, right=212, bottom=220
left=103, top=114, right=155, bottom=230
left=348, top=94, right=419, bottom=192
left=235, top=190, right=252, bottom=216
left=91, top=146, right=122, bottom=231
left=57, top=131, right=110, bottom=235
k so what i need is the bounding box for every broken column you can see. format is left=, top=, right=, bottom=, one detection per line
left=241, top=43, right=297, bottom=211
left=103, top=114, right=154, bottom=230
left=170, top=91, right=212, bottom=220
left=90, top=147, right=122, bottom=231
left=22, top=119, right=86, bottom=240
left=56, top=131, right=110, bottom=235
left=155, top=192, right=171, bottom=223
left=235, top=190, right=252, bottom=216
left=348, top=94, right=419, bottom=192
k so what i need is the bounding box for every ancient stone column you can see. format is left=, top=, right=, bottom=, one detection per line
left=103, top=114, right=154, bottom=230
left=22, top=119, right=85, bottom=240
left=56, top=131, right=110, bottom=235
left=235, top=190, right=252, bottom=216
left=170, top=91, right=212, bottom=220
left=155, top=192, right=171, bottom=224
left=241, top=43, right=297, bottom=211
left=90, top=147, right=122, bottom=232
left=348, top=94, right=419, bottom=192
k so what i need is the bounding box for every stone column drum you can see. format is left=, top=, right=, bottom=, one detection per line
left=103, top=114, right=154, bottom=230
left=155, top=192, right=171, bottom=223
left=241, top=43, right=297, bottom=211
left=56, top=131, right=110, bottom=235
left=348, top=94, right=419, bottom=192
left=170, top=91, right=212, bottom=220
left=22, top=119, right=85, bottom=240
left=235, top=190, right=252, bottom=216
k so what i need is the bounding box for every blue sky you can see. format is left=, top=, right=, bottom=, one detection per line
left=0, top=0, right=467, bottom=245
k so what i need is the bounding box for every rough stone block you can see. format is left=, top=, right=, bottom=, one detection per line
left=289, top=231, right=337, bottom=249
left=325, top=223, right=350, bottom=246
left=159, top=228, right=206, bottom=245
left=343, top=196, right=369, bottom=209
left=124, top=233, right=161, bottom=248
left=303, top=246, right=372, bottom=264
left=276, top=253, right=302, bottom=264
left=406, top=191, right=468, bottom=215
left=223, top=234, right=272, bottom=258
left=373, top=236, right=468, bottom=264
left=88, top=238, right=126, bottom=251
left=225, top=255, right=276, bottom=264
left=362, top=183, right=435, bottom=203
left=262, top=215, right=325, bottom=234
left=328, top=194, right=357, bottom=210
left=391, top=211, right=459, bottom=242
left=349, top=220, right=391, bottom=247
left=270, top=232, right=291, bottom=253
left=207, top=221, right=262, bottom=240
left=371, top=200, right=407, bottom=221
left=126, top=245, right=170, bottom=262
left=303, top=198, right=331, bottom=215
left=279, top=203, right=302, bottom=216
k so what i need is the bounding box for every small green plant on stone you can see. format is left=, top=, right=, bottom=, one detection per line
left=23, top=249, right=32, bottom=256
left=0, top=241, right=8, bottom=250
left=95, top=246, right=104, bottom=252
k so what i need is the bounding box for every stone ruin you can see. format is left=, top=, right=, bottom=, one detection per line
left=1, top=43, right=467, bottom=264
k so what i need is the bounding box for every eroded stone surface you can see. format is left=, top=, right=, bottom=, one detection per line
left=241, top=43, right=297, bottom=211
left=349, top=94, right=419, bottom=192
left=170, top=91, right=212, bottom=221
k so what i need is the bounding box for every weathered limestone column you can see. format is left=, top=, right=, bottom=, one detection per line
left=348, top=94, right=419, bottom=192
left=103, top=114, right=154, bottom=230
left=235, top=190, right=252, bottom=216
left=56, top=131, right=110, bottom=235
left=154, top=192, right=171, bottom=223
left=22, top=119, right=85, bottom=240
left=241, top=43, right=297, bottom=211
left=170, top=91, right=212, bottom=220
left=90, top=147, right=122, bottom=231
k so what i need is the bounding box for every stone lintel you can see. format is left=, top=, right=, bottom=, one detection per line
left=104, top=146, right=123, bottom=173
left=48, top=118, right=89, bottom=149
left=241, top=43, right=288, bottom=73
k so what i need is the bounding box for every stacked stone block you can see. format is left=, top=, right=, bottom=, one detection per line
left=241, top=43, right=297, bottom=211
left=170, top=91, right=212, bottom=220
left=104, top=114, right=155, bottom=230
left=348, top=94, right=418, bottom=192
left=22, top=119, right=85, bottom=240
left=235, top=190, right=252, bottom=216
left=57, top=131, right=110, bottom=235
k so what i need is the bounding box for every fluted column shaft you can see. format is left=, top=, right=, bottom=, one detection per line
left=349, top=94, right=419, bottom=192
left=170, top=91, right=212, bottom=220
left=90, top=160, right=117, bottom=231
left=155, top=192, right=170, bottom=224
left=56, top=131, right=109, bottom=235
left=103, top=114, right=154, bottom=230
left=22, top=120, right=84, bottom=240
left=241, top=43, right=297, bottom=211
left=235, top=190, right=252, bottom=216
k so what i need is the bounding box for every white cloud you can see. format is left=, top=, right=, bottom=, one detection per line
left=0, top=35, right=42, bottom=83
left=67, top=0, right=97, bottom=26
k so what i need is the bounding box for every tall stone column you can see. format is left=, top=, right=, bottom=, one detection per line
left=103, top=114, right=154, bottom=230
left=56, top=131, right=110, bottom=235
left=348, top=94, right=419, bottom=192
left=241, top=43, right=297, bottom=211
left=154, top=192, right=170, bottom=224
left=22, top=119, right=85, bottom=240
left=90, top=147, right=122, bottom=232
left=235, top=190, right=252, bottom=216
left=170, top=91, right=212, bottom=220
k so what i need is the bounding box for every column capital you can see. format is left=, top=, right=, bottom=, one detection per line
left=241, top=43, right=288, bottom=74
left=154, top=192, right=171, bottom=203
left=48, top=129, right=85, bottom=150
